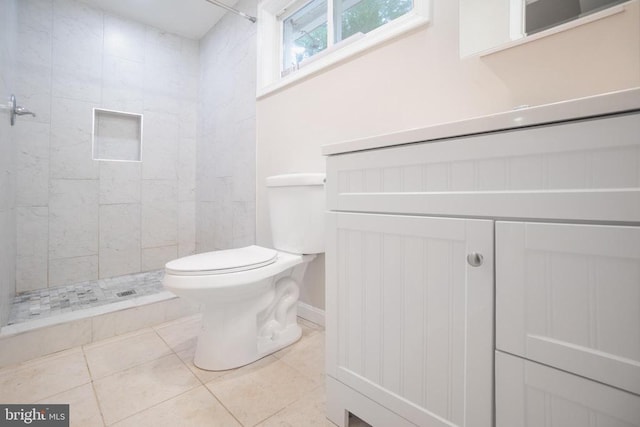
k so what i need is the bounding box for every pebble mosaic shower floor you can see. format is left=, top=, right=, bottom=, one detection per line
left=8, top=270, right=165, bottom=326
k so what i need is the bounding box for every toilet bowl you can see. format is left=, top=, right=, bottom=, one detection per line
left=163, top=173, right=325, bottom=371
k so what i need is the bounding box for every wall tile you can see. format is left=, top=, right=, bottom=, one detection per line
left=14, top=121, right=49, bottom=206
left=14, top=63, right=52, bottom=125
left=178, top=202, right=195, bottom=257
left=17, top=207, right=48, bottom=258
left=180, top=39, right=199, bottom=73
left=49, top=179, right=99, bottom=259
left=232, top=201, right=255, bottom=248
left=144, top=27, right=182, bottom=68
left=163, top=297, right=200, bottom=322
left=51, top=65, right=102, bottom=104
left=102, top=86, right=144, bottom=114
left=178, top=138, right=196, bottom=202
left=102, top=54, right=144, bottom=94
left=179, top=101, right=197, bottom=139
left=51, top=0, right=103, bottom=102
left=141, top=180, right=177, bottom=248
left=17, top=0, right=53, bottom=33
left=214, top=204, right=233, bottom=250
left=12, top=0, right=198, bottom=293
left=53, top=0, right=103, bottom=40
left=50, top=97, right=99, bottom=179
left=16, top=207, right=48, bottom=292
left=16, top=26, right=52, bottom=68
left=144, top=63, right=184, bottom=100
left=49, top=255, right=99, bottom=287
left=212, top=140, right=233, bottom=178
left=196, top=10, right=257, bottom=254
left=196, top=140, right=217, bottom=202
left=99, top=161, right=141, bottom=204
left=16, top=255, right=47, bottom=293
left=195, top=201, right=215, bottom=253
left=232, top=121, right=255, bottom=202
left=0, top=321, right=92, bottom=368
left=142, top=111, right=179, bottom=180
left=103, top=14, right=145, bottom=62
left=142, top=245, right=177, bottom=271
left=99, top=203, right=141, bottom=278
left=0, top=0, right=16, bottom=327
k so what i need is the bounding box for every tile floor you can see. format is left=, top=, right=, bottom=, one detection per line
left=0, top=315, right=355, bottom=427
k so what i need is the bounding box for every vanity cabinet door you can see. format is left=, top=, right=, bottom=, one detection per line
left=326, top=212, right=494, bottom=427
left=496, top=351, right=640, bottom=427
left=496, top=221, right=640, bottom=395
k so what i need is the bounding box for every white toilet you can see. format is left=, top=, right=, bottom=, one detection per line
left=163, top=173, right=325, bottom=371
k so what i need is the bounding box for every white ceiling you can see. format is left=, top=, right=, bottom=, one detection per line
left=79, top=0, right=241, bottom=40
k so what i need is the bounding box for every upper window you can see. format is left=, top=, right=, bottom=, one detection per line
left=281, top=0, right=328, bottom=74
left=257, top=0, right=429, bottom=96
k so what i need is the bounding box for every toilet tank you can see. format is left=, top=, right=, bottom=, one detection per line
left=266, top=173, right=325, bottom=254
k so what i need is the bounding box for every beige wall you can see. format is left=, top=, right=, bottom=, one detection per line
left=256, top=0, right=640, bottom=310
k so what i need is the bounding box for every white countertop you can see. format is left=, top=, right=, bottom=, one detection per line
left=322, top=87, right=640, bottom=156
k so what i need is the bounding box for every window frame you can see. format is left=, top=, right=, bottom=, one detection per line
left=280, top=0, right=329, bottom=74
left=257, top=0, right=431, bottom=98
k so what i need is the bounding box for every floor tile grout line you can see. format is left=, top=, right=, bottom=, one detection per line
left=201, top=383, right=246, bottom=427
left=151, top=326, right=210, bottom=384
left=151, top=325, right=247, bottom=426
left=80, top=346, right=107, bottom=426
left=6, top=348, right=91, bottom=405
left=88, top=351, right=180, bottom=385
left=0, top=346, right=82, bottom=375
left=82, top=329, right=175, bottom=382
left=83, top=326, right=158, bottom=352
left=252, top=383, right=326, bottom=427
left=151, top=313, right=203, bottom=337
left=272, top=332, right=326, bottom=385
left=87, top=333, right=202, bottom=426
left=104, top=382, right=202, bottom=426
left=276, top=357, right=324, bottom=386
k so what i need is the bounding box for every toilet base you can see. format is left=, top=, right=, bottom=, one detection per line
left=191, top=261, right=311, bottom=371
left=193, top=316, right=302, bottom=371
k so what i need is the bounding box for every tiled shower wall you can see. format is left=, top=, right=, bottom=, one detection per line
left=197, top=0, right=257, bottom=252
left=0, top=0, right=17, bottom=324
left=14, top=0, right=198, bottom=293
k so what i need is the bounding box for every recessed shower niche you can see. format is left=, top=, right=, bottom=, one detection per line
left=92, top=108, right=143, bottom=162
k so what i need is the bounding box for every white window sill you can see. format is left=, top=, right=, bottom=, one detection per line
left=256, top=11, right=430, bottom=99
left=473, top=2, right=627, bottom=58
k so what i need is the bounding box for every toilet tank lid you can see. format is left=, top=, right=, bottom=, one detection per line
left=266, top=173, right=325, bottom=187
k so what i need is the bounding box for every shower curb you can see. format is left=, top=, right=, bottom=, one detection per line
left=0, top=294, right=200, bottom=369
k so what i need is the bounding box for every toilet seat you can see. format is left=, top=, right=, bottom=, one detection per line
left=165, top=245, right=278, bottom=276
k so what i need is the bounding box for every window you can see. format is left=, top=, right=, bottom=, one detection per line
left=281, top=0, right=328, bottom=74
left=334, top=0, right=413, bottom=42
left=257, top=0, right=429, bottom=96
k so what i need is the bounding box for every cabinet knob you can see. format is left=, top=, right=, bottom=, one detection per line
left=467, top=252, right=484, bottom=267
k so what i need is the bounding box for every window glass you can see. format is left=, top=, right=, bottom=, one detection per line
left=334, top=0, right=413, bottom=42
left=282, top=0, right=328, bottom=73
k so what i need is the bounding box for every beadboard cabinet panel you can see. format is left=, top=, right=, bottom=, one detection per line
left=496, top=221, right=640, bottom=395
left=326, top=112, right=640, bottom=223
left=496, top=351, right=640, bottom=427
left=326, top=212, right=494, bottom=427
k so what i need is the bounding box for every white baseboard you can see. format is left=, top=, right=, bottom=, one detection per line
left=297, top=301, right=325, bottom=327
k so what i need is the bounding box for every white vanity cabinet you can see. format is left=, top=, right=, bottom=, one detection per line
left=324, top=89, right=640, bottom=427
